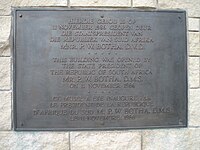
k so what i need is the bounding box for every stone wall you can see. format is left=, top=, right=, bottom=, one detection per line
left=0, top=0, right=200, bottom=149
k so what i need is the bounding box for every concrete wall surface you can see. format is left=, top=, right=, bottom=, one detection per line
left=0, top=0, right=200, bottom=149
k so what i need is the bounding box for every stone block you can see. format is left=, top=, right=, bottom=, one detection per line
left=189, top=89, right=200, bottom=126
left=0, top=0, right=68, bottom=15
left=133, top=0, right=157, bottom=8
left=70, top=0, right=131, bottom=7
left=0, top=17, right=11, bottom=43
left=188, top=18, right=200, bottom=32
left=0, top=41, right=10, bottom=57
left=0, top=91, right=11, bottom=130
left=188, top=57, right=199, bottom=88
left=12, top=0, right=68, bottom=7
left=143, top=129, right=200, bottom=150
left=189, top=32, right=200, bottom=56
left=0, top=0, right=12, bottom=15
left=0, top=57, right=11, bottom=89
left=158, top=0, right=200, bottom=17
left=0, top=132, right=69, bottom=150
left=70, top=131, right=141, bottom=150
left=0, top=17, right=11, bottom=56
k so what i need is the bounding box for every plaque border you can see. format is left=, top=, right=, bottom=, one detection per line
left=12, top=7, right=188, bottom=131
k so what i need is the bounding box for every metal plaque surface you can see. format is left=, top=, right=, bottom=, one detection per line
left=13, top=8, right=187, bottom=130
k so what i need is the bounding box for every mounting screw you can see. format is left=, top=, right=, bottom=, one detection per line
left=19, top=14, right=23, bottom=18
left=178, top=16, right=182, bottom=22
left=179, top=119, right=183, bottom=125
left=101, top=15, right=104, bottom=18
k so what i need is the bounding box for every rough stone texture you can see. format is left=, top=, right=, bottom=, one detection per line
left=0, top=57, right=11, bottom=89
left=133, top=0, right=157, bottom=8
left=0, top=17, right=11, bottom=43
left=0, top=17, right=11, bottom=56
left=143, top=129, right=200, bottom=150
left=0, top=91, right=11, bottom=130
left=0, top=0, right=68, bottom=15
left=188, top=57, right=200, bottom=88
left=70, top=131, right=141, bottom=150
left=70, top=0, right=131, bottom=7
left=0, top=41, right=10, bottom=57
left=0, top=132, right=69, bottom=150
left=0, top=0, right=12, bottom=15
left=189, top=32, right=200, bottom=56
left=189, top=89, right=200, bottom=126
left=12, top=0, right=68, bottom=7
left=188, top=18, right=200, bottom=32
left=158, top=0, right=200, bottom=17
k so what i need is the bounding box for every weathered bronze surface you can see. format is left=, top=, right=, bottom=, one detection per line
left=13, top=8, right=187, bottom=130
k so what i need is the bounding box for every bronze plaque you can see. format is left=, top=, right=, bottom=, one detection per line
left=13, top=8, right=187, bottom=130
